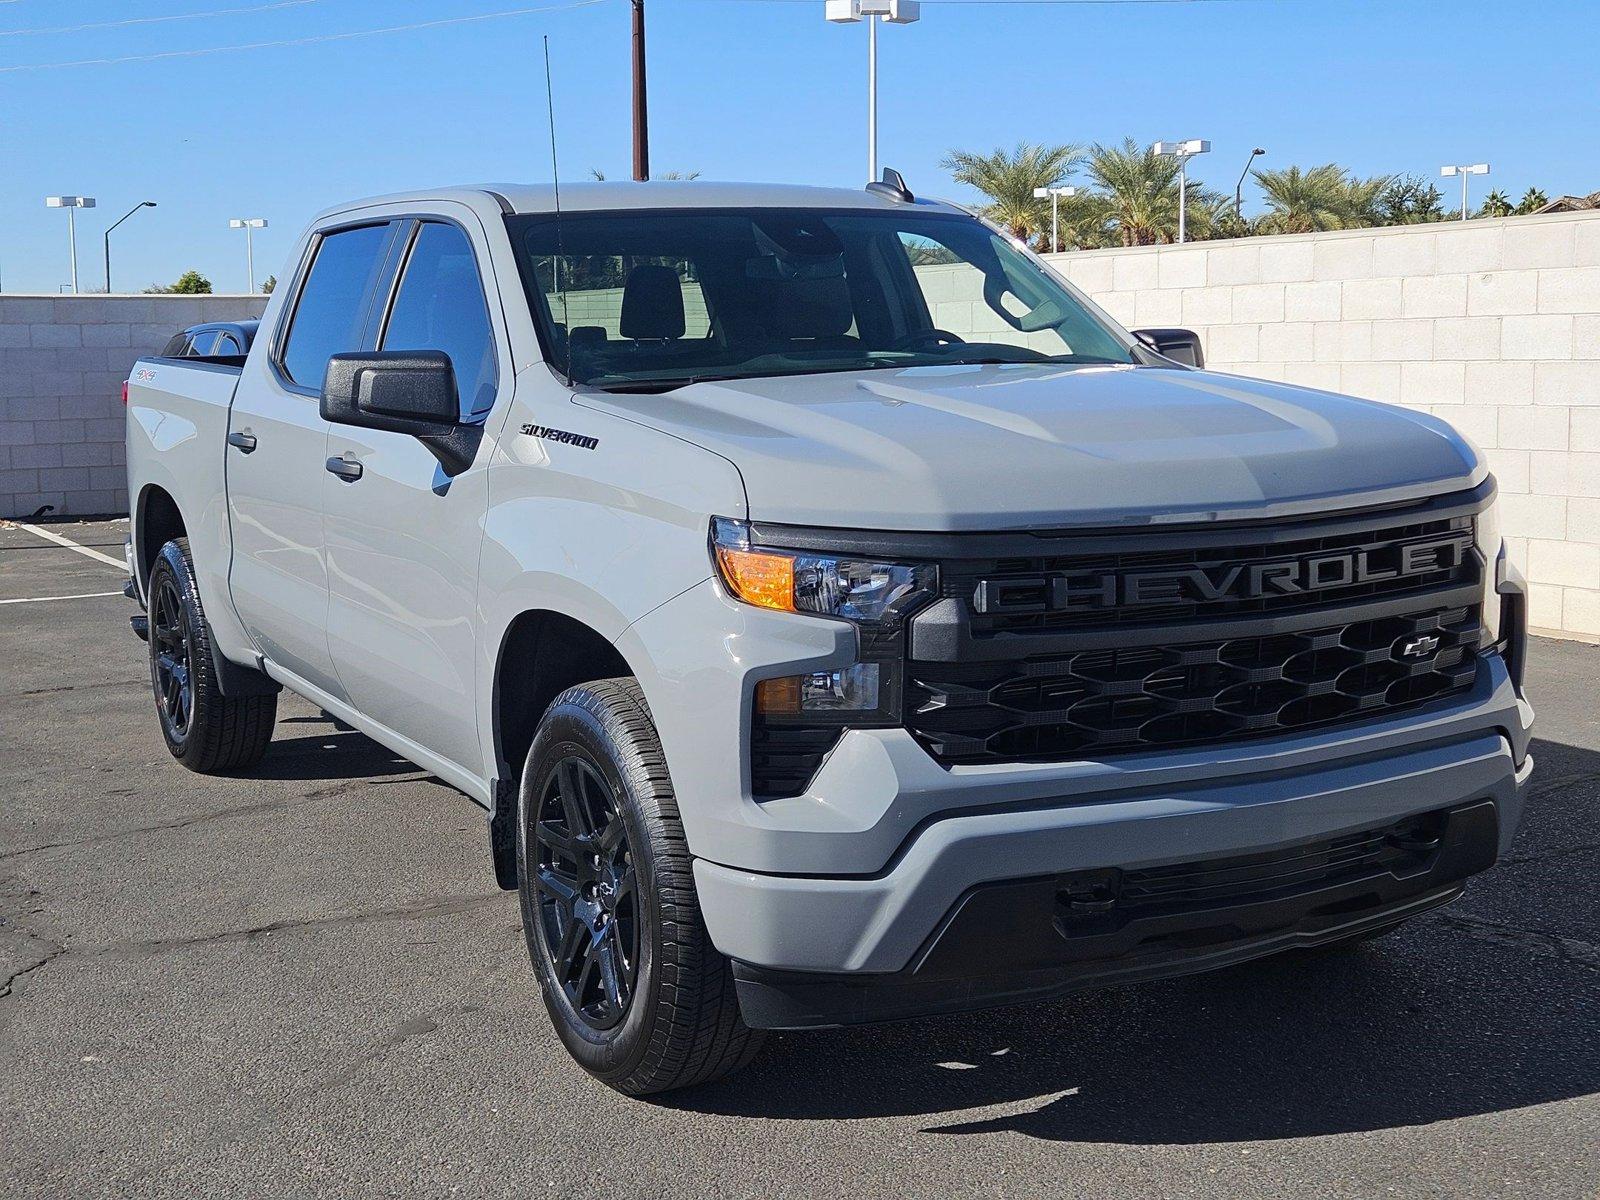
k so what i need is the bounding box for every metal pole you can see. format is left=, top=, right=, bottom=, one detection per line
left=1177, top=157, right=1187, bottom=244
left=68, top=207, right=79, bottom=293
left=104, top=230, right=112, bottom=294
left=631, top=0, right=649, bottom=181
left=867, top=15, right=877, bottom=180
left=1051, top=192, right=1058, bottom=254
left=1461, top=173, right=1469, bottom=222
left=246, top=225, right=256, bottom=292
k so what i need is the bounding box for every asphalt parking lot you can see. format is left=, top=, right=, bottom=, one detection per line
left=1, top=517, right=1596, bottom=1199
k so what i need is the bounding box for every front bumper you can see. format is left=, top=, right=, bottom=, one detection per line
left=731, top=797, right=1506, bottom=1030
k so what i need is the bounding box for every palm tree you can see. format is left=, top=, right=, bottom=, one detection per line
left=941, top=142, right=1083, bottom=242
left=1514, top=187, right=1548, bottom=215
left=1252, top=164, right=1364, bottom=233
left=1480, top=190, right=1513, bottom=218
left=1083, top=138, right=1181, bottom=245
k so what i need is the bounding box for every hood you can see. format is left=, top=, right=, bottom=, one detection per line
left=580, top=364, right=1485, bottom=531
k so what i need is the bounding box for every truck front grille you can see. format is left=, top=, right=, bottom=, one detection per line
left=906, top=605, right=1481, bottom=765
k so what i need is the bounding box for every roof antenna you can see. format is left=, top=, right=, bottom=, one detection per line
left=543, top=34, right=575, bottom=389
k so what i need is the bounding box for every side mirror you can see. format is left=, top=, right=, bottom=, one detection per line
left=321, top=351, right=482, bottom=477
left=1132, top=327, right=1205, bottom=369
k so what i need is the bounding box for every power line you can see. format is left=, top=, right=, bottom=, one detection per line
left=0, top=0, right=608, bottom=74
left=0, top=0, right=319, bottom=40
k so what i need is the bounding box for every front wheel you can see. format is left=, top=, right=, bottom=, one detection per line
left=146, top=538, right=276, bottom=773
left=516, top=678, right=762, bottom=1095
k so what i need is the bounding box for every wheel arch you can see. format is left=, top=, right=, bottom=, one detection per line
left=134, top=483, right=186, bottom=593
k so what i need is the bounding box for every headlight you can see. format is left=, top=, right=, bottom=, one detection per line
left=1475, top=494, right=1503, bottom=648
left=710, top=517, right=937, bottom=627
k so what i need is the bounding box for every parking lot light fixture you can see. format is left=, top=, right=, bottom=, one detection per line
left=1033, top=185, right=1078, bottom=253
left=1441, top=163, right=1490, bottom=221
left=825, top=0, right=920, bottom=181
left=1235, top=147, right=1265, bottom=219
left=229, top=218, right=269, bottom=292
left=1152, top=140, right=1210, bottom=244
left=45, top=196, right=97, bottom=293
left=103, top=201, right=157, bottom=294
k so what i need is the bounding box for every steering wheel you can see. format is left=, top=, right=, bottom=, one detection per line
left=889, top=328, right=966, bottom=352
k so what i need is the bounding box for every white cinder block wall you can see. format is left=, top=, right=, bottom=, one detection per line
left=1045, top=210, right=1600, bottom=642
left=1, top=295, right=268, bottom=521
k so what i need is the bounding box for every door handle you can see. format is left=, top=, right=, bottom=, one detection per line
left=227, top=431, right=257, bottom=453
left=325, top=454, right=364, bottom=482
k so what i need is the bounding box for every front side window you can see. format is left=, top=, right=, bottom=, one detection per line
left=507, top=207, right=1133, bottom=391
left=379, top=222, right=498, bottom=419
left=279, top=223, right=392, bottom=388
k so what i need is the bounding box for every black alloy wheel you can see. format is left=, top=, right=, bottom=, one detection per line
left=532, top=755, right=640, bottom=1031
left=150, top=569, right=196, bottom=744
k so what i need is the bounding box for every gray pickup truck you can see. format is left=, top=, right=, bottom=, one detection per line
left=124, top=177, right=1533, bottom=1094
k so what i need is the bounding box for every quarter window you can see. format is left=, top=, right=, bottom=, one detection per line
left=279, top=223, right=392, bottom=388
left=380, top=222, right=498, bottom=419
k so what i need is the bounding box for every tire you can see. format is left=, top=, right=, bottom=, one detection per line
left=516, top=677, right=763, bottom=1095
left=146, top=538, right=277, bottom=773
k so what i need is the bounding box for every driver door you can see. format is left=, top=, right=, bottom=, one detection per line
left=321, top=215, right=506, bottom=778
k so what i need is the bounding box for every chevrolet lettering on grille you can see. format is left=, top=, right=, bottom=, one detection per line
left=971, top=532, right=1474, bottom=615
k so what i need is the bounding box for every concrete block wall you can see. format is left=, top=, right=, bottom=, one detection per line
left=1044, top=210, right=1600, bottom=642
left=1, top=295, right=268, bottom=520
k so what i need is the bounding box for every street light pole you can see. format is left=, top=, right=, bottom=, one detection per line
left=103, top=201, right=157, bottom=294
left=1235, top=147, right=1265, bottom=220
left=229, top=219, right=269, bottom=292
left=1033, top=185, right=1078, bottom=253
left=1441, top=163, right=1490, bottom=221
left=826, top=0, right=919, bottom=181
left=1153, top=140, right=1210, bottom=244
left=45, top=196, right=97, bottom=293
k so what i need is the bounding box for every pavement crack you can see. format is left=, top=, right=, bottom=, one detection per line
left=1429, top=913, right=1600, bottom=973
left=0, top=935, right=66, bottom=1002
left=100, top=892, right=508, bottom=958
left=0, top=797, right=302, bottom=861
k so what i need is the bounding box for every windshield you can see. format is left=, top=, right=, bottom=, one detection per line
left=505, top=207, right=1136, bottom=391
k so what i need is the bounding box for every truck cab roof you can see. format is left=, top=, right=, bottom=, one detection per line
left=312, top=180, right=968, bottom=222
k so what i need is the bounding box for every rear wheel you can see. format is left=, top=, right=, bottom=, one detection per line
left=516, top=678, right=762, bottom=1095
left=147, top=538, right=276, bottom=772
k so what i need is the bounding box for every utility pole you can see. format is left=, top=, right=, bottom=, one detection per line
left=631, top=0, right=649, bottom=181
left=1441, top=163, right=1490, bottom=221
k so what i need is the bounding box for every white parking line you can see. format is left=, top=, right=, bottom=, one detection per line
left=0, top=591, right=124, bottom=605
left=10, top=521, right=126, bottom=569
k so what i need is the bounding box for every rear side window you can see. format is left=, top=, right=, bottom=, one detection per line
left=218, top=333, right=242, bottom=354
left=279, top=223, right=392, bottom=388
left=160, top=332, right=191, bottom=356
left=380, top=222, right=497, bottom=419
left=185, top=329, right=221, bottom=356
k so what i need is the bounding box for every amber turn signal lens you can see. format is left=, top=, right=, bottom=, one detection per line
left=714, top=546, right=795, bottom=612
left=754, top=675, right=803, bottom=714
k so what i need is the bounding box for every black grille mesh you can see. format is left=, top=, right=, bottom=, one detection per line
left=908, top=606, right=1481, bottom=765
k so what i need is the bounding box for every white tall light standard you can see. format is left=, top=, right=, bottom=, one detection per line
left=45, top=196, right=97, bottom=293
left=1152, top=140, right=1210, bottom=244
left=825, top=0, right=920, bottom=181
left=1032, top=185, right=1078, bottom=253
left=1441, top=163, right=1490, bottom=221
left=229, top=218, right=268, bottom=292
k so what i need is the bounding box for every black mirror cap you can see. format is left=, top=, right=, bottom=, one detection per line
left=321, top=350, right=482, bottom=478
left=1132, top=327, right=1205, bottom=369
left=321, top=351, right=460, bottom=430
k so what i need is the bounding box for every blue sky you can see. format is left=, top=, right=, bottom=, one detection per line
left=0, top=0, right=1594, bottom=294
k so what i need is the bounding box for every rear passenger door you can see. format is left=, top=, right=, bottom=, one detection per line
left=227, top=221, right=397, bottom=699
left=321, top=216, right=505, bottom=778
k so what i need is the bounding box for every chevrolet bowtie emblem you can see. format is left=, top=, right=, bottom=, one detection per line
left=1399, top=634, right=1441, bottom=659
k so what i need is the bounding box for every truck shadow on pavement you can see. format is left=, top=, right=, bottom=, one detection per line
left=234, top=715, right=423, bottom=784
left=666, top=734, right=1600, bottom=1144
